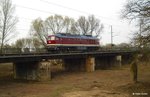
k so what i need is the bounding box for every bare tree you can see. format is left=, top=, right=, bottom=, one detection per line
left=32, top=37, right=44, bottom=49
left=45, top=15, right=75, bottom=34
left=13, top=38, right=26, bottom=53
left=117, top=43, right=130, bottom=48
left=30, top=15, right=75, bottom=48
left=0, top=0, right=17, bottom=53
left=121, top=0, right=150, bottom=20
left=30, top=18, right=48, bottom=48
left=88, top=15, right=104, bottom=37
left=75, top=16, right=90, bottom=35
left=75, top=15, right=103, bottom=37
left=62, top=16, right=75, bottom=34
left=14, top=38, right=35, bottom=53
left=15, top=38, right=25, bottom=49
left=121, top=0, right=150, bottom=83
left=121, top=0, right=150, bottom=47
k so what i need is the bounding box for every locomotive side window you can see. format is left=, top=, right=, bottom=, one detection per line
left=51, top=36, right=55, bottom=40
left=56, top=37, right=59, bottom=40
left=48, top=37, right=51, bottom=40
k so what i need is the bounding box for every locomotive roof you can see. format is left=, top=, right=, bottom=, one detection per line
left=49, top=33, right=98, bottom=39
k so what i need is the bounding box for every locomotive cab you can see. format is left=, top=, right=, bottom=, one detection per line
left=47, top=35, right=60, bottom=51
left=47, top=36, right=60, bottom=44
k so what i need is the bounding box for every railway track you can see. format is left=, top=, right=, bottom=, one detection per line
left=0, top=47, right=139, bottom=56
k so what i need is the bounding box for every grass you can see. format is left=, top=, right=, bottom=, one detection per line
left=50, top=85, right=74, bottom=97
left=0, top=62, right=149, bottom=97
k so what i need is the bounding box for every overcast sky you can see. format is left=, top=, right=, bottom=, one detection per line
left=12, top=0, right=136, bottom=45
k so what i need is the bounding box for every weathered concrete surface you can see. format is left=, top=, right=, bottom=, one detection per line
left=38, top=61, right=51, bottom=81
left=85, top=56, right=95, bottom=72
left=13, top=61, right=51, bottom=81
left=63, top=56, right=95, bottom=72
left=116, top=55, right=122, bottom=67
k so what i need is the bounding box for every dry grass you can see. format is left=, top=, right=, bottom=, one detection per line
left=0, top=62, right=149, bottom=97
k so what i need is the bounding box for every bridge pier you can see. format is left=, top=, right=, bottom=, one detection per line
left=116, top=55, right=122, bottom=67
left=13, top=61, right=51, bottom=81
left=63, top=56, right=95, bottom=72
left=85, top=56, right=95, bottom=72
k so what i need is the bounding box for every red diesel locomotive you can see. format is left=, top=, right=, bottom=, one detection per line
left=47, top=33, right=100, bottom=52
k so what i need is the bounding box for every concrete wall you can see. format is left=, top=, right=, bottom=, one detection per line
left=13, top=61, right=51, bottom=81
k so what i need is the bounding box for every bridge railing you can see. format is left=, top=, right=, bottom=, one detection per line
left=0, top=47, right=140, bottom=55
left=0, top=48, right=48, bottom=55
left=99, top=47, right=139, bottom=52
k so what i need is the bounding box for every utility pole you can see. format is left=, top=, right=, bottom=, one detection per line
left=110, top=25, right=113, bottom=48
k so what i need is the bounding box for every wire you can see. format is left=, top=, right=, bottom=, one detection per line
left=15, top=3, right=124, bottom=24
left=40, top=0, right=89, bottom=15
left=14, top=3, right=129, bottom=33
left=40, top=0, right=121, bottom=21
left=15, top=4, right=56, bottom=15
left=40, top=0, right=127, bottom=27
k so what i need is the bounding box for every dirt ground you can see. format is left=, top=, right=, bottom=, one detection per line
left=0, top=63, right=150, bottom=97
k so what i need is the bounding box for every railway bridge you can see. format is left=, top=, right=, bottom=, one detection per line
left=0, top=50, right=136, bottom=81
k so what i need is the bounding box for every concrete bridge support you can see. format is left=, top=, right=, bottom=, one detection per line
left=85, top=56, right=95, bottom=72
left=63, top=56, right=95, bottom=72
left=116, top=55, right=122, bottom=67
left=13, top=61, right=51, bottom=81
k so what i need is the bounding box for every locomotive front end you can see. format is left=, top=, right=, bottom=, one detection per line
left=47, top=35, right=59, bottom=51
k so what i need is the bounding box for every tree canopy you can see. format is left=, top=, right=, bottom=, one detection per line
left=75, top=15, right=103, bottom=37
left=121, top=0, right=150, bottom=47
left=30, top=15, right=103, bottom=48
left=0, top=0, right=17, bottom=53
